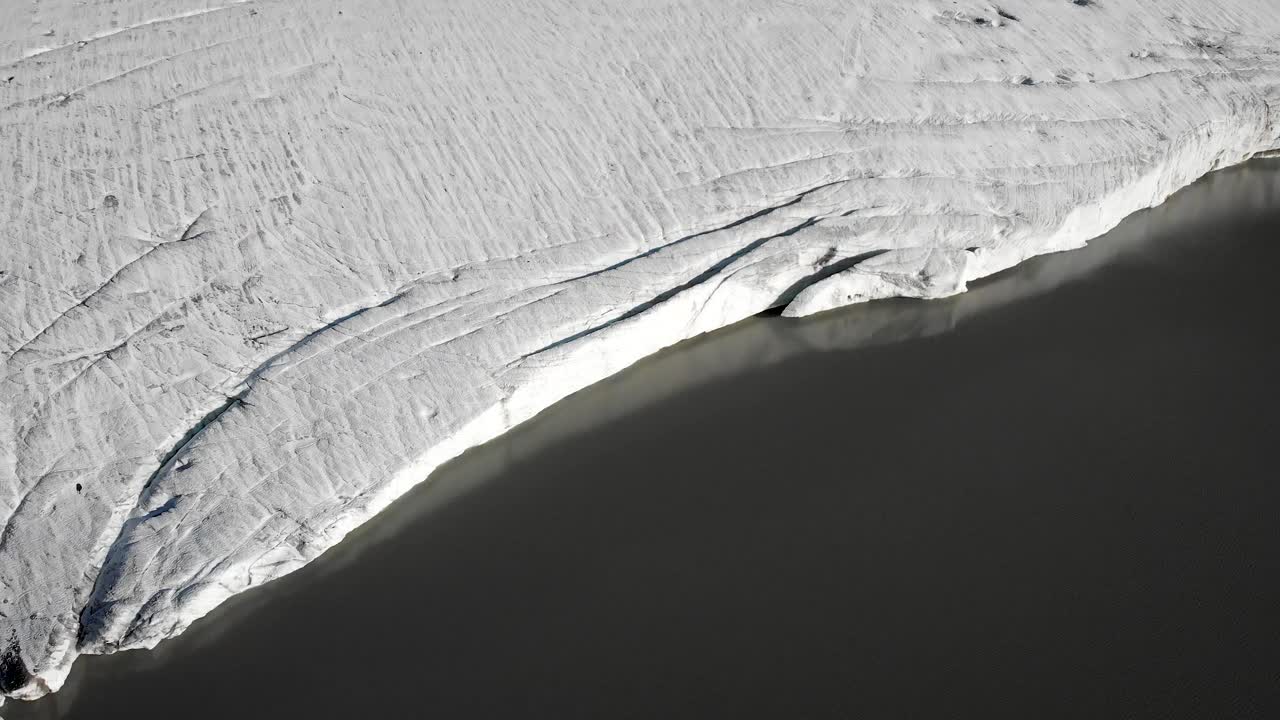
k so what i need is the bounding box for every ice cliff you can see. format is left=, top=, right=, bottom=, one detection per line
left=2, top=0, right=1278, bottom=704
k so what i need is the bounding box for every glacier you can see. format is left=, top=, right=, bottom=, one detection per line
left=1, top=0, right=1278, bottom=704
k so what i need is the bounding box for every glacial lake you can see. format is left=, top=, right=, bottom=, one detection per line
left=8, top=158, right=1280, bottom=719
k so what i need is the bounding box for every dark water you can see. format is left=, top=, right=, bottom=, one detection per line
left=9, top=160, right=1280, bottom=719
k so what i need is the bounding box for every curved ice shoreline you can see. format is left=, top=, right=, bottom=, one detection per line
left=2, top=0, right=1279, bottom=703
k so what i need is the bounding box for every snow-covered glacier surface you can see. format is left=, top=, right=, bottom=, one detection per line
left=1, top=0, right=1278, bottom=703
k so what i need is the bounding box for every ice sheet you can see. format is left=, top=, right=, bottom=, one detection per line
left=1, top=0, right=1277, bottom=701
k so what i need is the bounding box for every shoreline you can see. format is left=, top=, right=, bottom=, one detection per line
left=8, top=156, right=1280, bottom=719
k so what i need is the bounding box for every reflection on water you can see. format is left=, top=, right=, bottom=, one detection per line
left=443, top=158, right=1280, bottom=468
left=8, top=159, right=1280, bottom=719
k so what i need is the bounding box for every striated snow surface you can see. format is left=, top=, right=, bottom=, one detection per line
left=1, top=0, right=1278, bottom=703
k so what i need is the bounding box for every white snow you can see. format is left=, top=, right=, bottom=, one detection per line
left=1, top=0, right=1278, bottom=702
